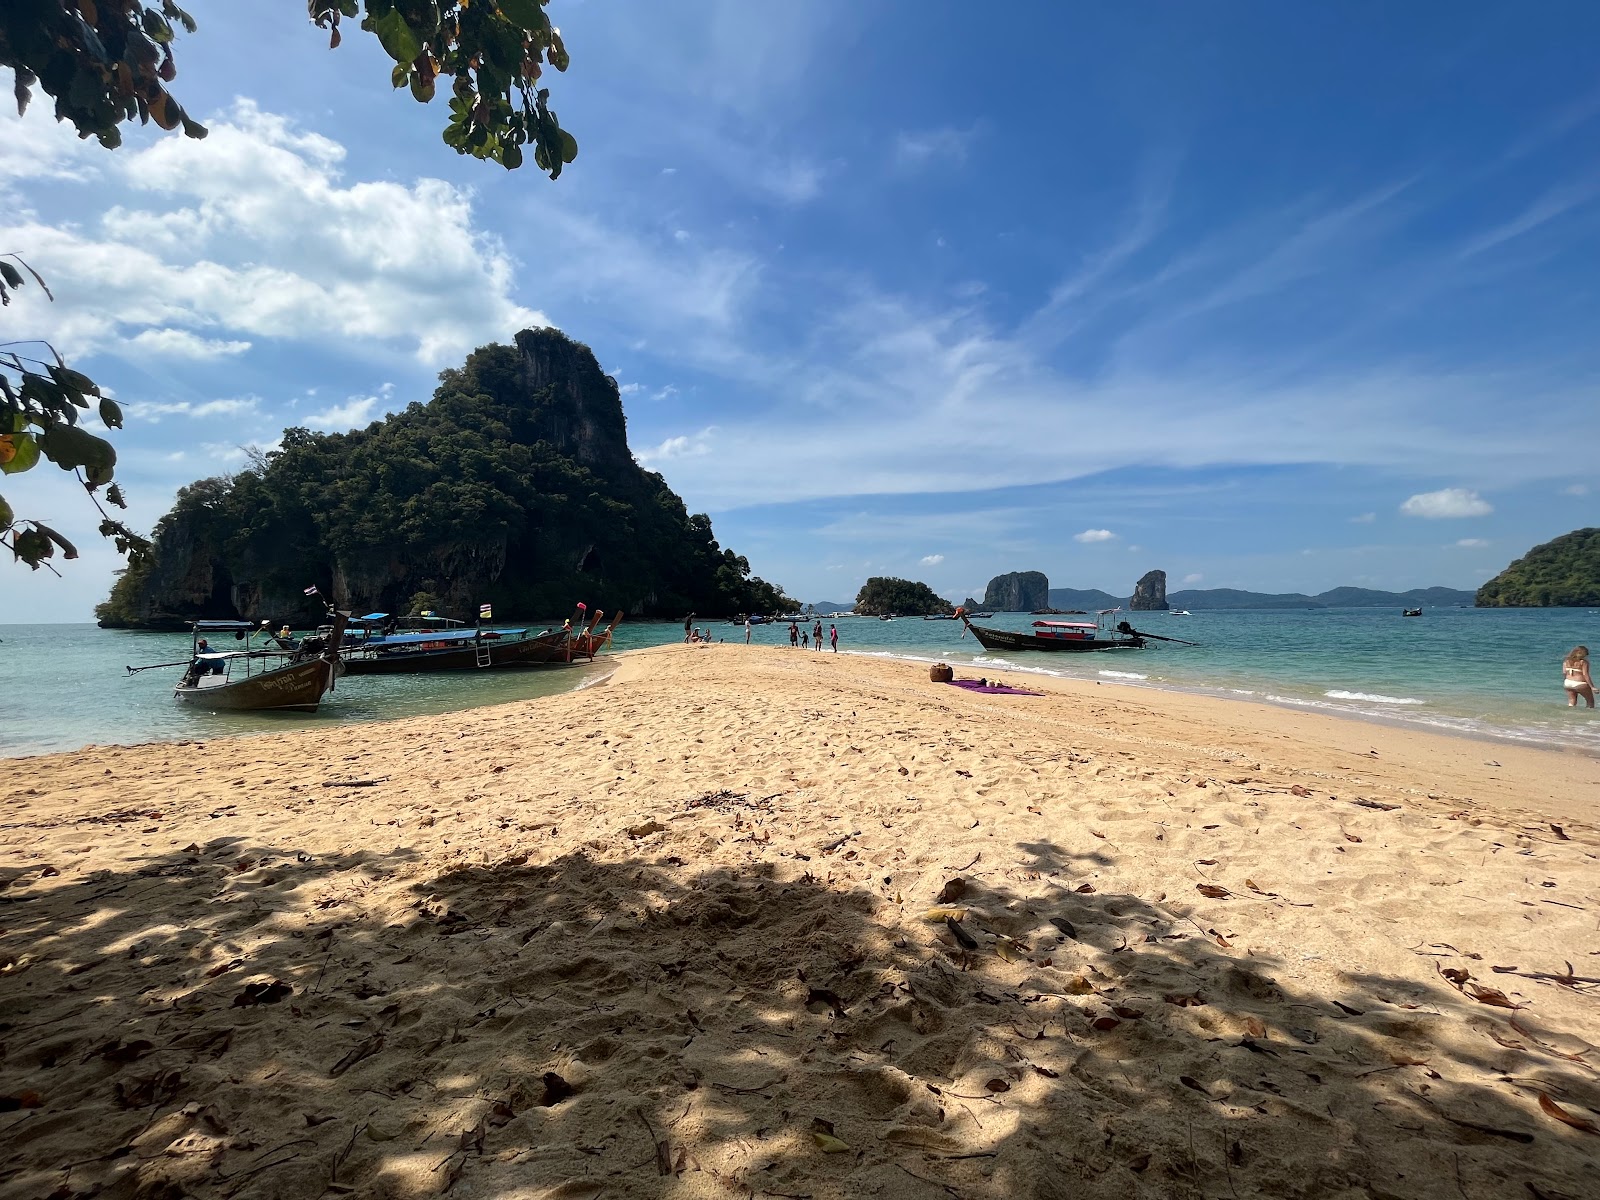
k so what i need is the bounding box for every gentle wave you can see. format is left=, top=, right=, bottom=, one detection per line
left=1099, top=670, right=1148, bottom=680
left=1325, top=689, right=1425, bottom=706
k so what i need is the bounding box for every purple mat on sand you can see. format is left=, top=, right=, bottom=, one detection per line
left=945, top=679, right=1042, bottom=696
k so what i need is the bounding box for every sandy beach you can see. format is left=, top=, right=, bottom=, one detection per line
left=2, top=643, right=1598, bottom=1200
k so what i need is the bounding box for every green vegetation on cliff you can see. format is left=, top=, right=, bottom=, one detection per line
left=96, top=330, right=793, bottom=627
left=1475, top=528, right=1600, bottom=607
left=854, top=577, right=952, bottom=616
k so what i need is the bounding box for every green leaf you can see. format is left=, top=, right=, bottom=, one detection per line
left=392, top=62, right=409, bottom=89
left=0, top=432, right=40, bottom=475
left=0, top=262, right=21, bottom=290
left=366, top=9, right=423, bottom=64
left=35, top=523, right=78, bottom=560
left=497, top=0, right=549, bottom=33
left=99, top=398, right=123, bottom=429
left=37, top=424, right=116, bottom=478
left=409, top=71, right=435, bottom=103
left=11, top=527, right=51, bottom=569
left=500, top=141, right=523, bottom=170
left=557, top=129, right=577, bottom=164
left=0, top=492, right=11, bottom=531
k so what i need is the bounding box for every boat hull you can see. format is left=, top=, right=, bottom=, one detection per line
left=174, top=657, right=338, bottom=711
left=964, top=623, right=1143, bottom=653
left=342, top=630, right=566, bottom=674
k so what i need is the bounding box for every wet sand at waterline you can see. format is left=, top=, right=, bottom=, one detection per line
left=3, top=644, right=1598, bottom=1199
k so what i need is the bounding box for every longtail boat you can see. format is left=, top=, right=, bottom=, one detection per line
left=560, top=609, right=625, bottom=661
left=169, top=613, right=348, bottom=711
left=956, top=608, right=1198, bottom=654
left=337, top=605, right=621, bottom=675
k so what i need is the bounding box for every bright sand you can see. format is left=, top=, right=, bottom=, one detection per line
left=3, top=645, right=1598, bottom=1199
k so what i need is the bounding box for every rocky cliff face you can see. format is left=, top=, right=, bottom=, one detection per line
left=1130, top=570, right=1169, bottom=611
left=97, top=329, right=790, bottom=628
left=983, top=571, right=1049, bottom=611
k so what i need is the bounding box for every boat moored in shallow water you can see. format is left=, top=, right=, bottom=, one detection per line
left=956, top=608, right=1198, bottom=654
left=168, top=613, right=348, bottom=712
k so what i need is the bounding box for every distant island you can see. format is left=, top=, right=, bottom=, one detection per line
left=97, top=329, right=794, bottom=629
left=983, top=571, right=1049, bottom=611
left=1047, top=584, right=1477, bottom=611
left=854, top=577, right=951, bottom=617
left=1476, top=528, right=1600, bottom=607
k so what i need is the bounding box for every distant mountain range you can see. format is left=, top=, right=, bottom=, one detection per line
left=1045, top=585, right=1477, bottom=611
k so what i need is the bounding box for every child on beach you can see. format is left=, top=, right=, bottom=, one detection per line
left=1563, top=646, right=1593, bottom=707
left=829, top=624, right=838, bottom=652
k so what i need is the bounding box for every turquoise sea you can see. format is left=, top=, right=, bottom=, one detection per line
left=1, top=607, right=1597, bottom=758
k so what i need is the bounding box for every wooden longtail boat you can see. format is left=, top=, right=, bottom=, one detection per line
left=340, top=626, right=567, bottom=675
left=959, top=609, right=1145, bottom=653
left=339, top=605, right=623, bottom=674
left=561, top=610, right=624, bottom=662
left=955, top=608, right=1198, bottom=654
left=172, top=613, right=348, bottom=712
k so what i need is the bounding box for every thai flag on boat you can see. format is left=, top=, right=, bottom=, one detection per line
left=479, top=603, right=493, bottom=620
left=303, top=585, right=320, bottom=596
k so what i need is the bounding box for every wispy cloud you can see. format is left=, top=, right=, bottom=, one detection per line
left=125, top=396, right=259, bottom=421
left=1074, top=529, right=1118, bottom=543
left=919, top=553, right=945, bottom=565
left=893, top=127, right=974, bottom=169
left=1453, top=538, right=1490, bottom=547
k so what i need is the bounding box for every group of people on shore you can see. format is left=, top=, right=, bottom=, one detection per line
left=683, top=613, right=839, bottom=652
left=777, top=618, right=838, bottom=652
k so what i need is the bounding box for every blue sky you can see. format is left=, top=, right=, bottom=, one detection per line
left=3, top=1, right=1598, bottom=620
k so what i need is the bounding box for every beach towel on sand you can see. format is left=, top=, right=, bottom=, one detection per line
left=945, top=679, right=1042, bottom=696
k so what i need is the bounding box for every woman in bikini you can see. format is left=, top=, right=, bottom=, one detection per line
left=1562, top=646, right=1594, bottom=708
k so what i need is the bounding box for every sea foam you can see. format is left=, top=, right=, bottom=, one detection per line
left=1325, top=689, right=1425, bottom=706
left=1099, top=670, right=1148, bottom=680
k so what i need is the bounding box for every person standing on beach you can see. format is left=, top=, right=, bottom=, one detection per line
left=789, top=620, right=799, bottom=648
left=813, top=619, right=823, bottom=650
left=684, top=613, right=694, bottom=643
left=829, top=624, right=838, bottom=653
left=1563, top=646, right=1594, bottom=707
left=745, top=616, right=752, bottom=644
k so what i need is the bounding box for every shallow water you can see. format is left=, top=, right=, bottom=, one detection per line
left=3, top=606, right=1597, bottom=757
left=0, top=621, right=679, bottom=757
left=770, top=607, right=1600, bottom=755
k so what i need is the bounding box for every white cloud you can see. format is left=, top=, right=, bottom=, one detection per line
left=124, top=329, right=252, bottom=359
left=124, top=396, right=260, bottom=422
left=1350, top=512, right=1377, bottom=523
left=920, top=554, right=945, bottom=565
left=1074, top=529, right=1117, bottom=543
left=1182, top=573, right=1204, bottom=584
left=305, top=384, right=392, bottom=433
left=1454, top=537, right=1490, bottom=547
left=636, top=427, right=717, bottom=465
left=1127, top=545, right=1142, bottom=553
left=1400, top=487, right=1493, bottom=518
left=894, top=127, right=974, bottom=169
left=1565, top=483, right=1590, bottom=496
left=618, top=382, right=642, bottom=395
left=0, top=99, right=543, bottom=366
left=305, top=396, right=381, bottom=432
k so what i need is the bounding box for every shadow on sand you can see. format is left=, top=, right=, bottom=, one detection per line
left=3, top=806, right=1598, bottom=1200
